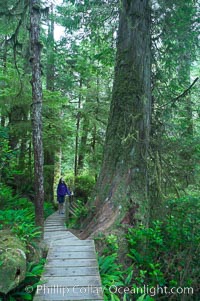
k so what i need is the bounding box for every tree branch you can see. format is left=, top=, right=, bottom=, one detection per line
left=159, top=77, right=199, bottom=109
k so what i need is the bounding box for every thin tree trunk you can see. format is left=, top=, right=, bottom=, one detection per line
left=30, top=0, right=44, bottom=228
left=77, top=118, right=89, bottom=171
left=1, top=36, right=8, bottom=127
left=44, top=2, right=55, bottom=202
left=74, top=78, right=82, bottom=177
left=28, top=140, right=33, bottom=180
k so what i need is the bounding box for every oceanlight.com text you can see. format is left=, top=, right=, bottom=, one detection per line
left=109, top=284, right=194, bottom=297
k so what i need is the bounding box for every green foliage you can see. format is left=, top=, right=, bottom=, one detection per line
left=0, top=183, right=14, bottom=211
left=103, top=234, right=119, bottom=255
left=0, top=185, right=52, bottom=300
left=0, top=198, right=40, bottom=243
left=43, top=90, right=74, bottom=153
left=0, top=1, right=200, bottom=300
left=44, top=202, right=55, bottom=219
left=95, top=233, right=119, bottom=256
left=98, top=254, right=124, bottom=301
left=67, top=199, right=89, bottom=229
left=97, top=196, right=199, bottom=300
left=0, top=127, right=18, bottom=181
left=150, top=0, right=200, bottom=201
left=74, top=172, right=96, bottom=201
left=97, top=235, right=146, bottom=301
left=0, top=192, right=54, bottom=243
left=126, top=196, right=200, bottom=299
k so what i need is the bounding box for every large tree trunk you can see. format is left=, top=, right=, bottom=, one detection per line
left=83, top=0, right=151, bottom=236
left=30, top=0, right=44, bottom=228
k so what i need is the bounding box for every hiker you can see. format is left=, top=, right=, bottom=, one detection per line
left=57, top=177, right=71, bottom=214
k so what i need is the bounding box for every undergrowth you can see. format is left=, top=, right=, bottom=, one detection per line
left=0, top=183, right=54, bottom=300
left=97, top=196, right=200, bottom=301
left=67, top=198, right=89, bottom=228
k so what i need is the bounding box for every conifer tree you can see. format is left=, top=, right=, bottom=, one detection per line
left=84, top=0, right=151, bottom=235
left=30, top=0, right=44, bottom=227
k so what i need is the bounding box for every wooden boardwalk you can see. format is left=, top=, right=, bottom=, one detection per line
left=33, top=212, right=104, bottom=301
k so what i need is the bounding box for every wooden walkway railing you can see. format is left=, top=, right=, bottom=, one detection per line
left=33, top=211, right=104, bottom=301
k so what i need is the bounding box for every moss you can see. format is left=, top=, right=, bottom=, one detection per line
left=0, top=231, right=25, bottom=250
left=0, top=231, right=26, bottom=294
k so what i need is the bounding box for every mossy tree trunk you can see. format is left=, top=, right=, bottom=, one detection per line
left=84, top=0, right=151, bottom=235
left=30, top=0, right=44, bottom=228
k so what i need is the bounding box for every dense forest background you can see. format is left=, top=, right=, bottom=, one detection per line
left=0, top=0, right=200, bottom=300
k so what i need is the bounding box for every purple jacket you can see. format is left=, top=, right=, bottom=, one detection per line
left=57, top=183, right=71, bottom=196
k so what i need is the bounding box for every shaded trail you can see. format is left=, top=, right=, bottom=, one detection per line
left=33, top=211, right=104, bottom=301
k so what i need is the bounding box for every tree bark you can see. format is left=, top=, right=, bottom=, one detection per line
left=83, top=0, right=151, bottom=236
left=30, top=0, right=44, bottom=228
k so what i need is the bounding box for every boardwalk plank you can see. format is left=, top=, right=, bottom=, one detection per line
left=44, top=233, right=78, bottom=240
left=40, top=275, right=101, bottom=286
left=44, top=225, right=65, bottom=227
left=46, top=259, right=98, bottom=267
left=49, top=245, right=94, bottom=252
left=33, top=211, right=103, bottom=301
left=44, top=238, right=80, bottom=246
left=48, top=251, right=96, bottom=259
left=45, top=229, right=67, bottom=232
left=50, top=240, right=93, bottom=246
left=43, top=266, right=99, bottom=277
left=44, top=223, right=65, bottom=225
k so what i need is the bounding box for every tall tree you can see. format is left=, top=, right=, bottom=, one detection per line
left=84, top=0, right=151, bottom=236
left=30, top=0, right=44, bottom=227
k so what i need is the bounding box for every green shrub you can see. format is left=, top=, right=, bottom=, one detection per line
left=44, top=202, right=55, bottom=219
left=95, top=233, right=119, bottom=256
left=0, top=127, right=17, bottom=183
left=126, top=196, right=200, bottom=300
left=0, top=186, right=53, bottom=300
left=74, top=172, right=95, bottom=201
left=1, top=196, right=55, bottom=243
left=97, top=196, right=199, bottom=300
left=98, top=254, right=124, bottom=301
left=0, top=183, right=16, bottom=209
left=67, top=199, right=89, bottom=228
